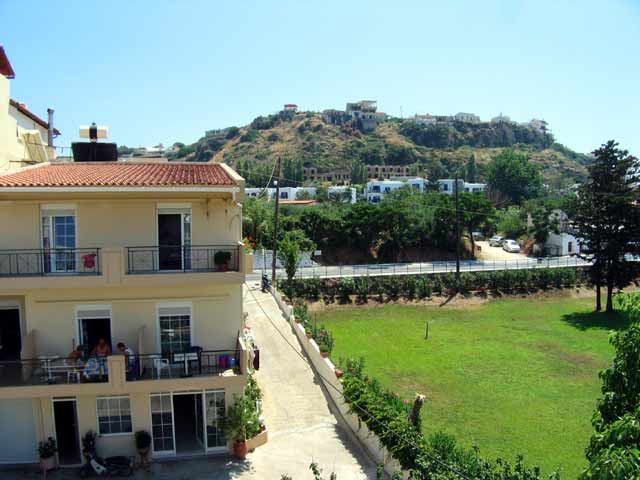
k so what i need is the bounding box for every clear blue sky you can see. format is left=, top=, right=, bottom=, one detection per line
left=2, top=0, right=639, bottom=156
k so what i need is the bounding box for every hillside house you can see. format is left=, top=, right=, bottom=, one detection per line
left=438, top=179, right=486, bottom=195
left=366, top=177, right=426, bottom=203
left=283, top=104, right=298, bottom=113
left=366, top=165, right=410, bottom=179
left=0, top=159, right=252, bottom=465
left=453, top=112, right=481, bottom=123
left=544, top=209, right=582, bottom=256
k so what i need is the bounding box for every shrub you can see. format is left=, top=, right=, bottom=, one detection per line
left=337, top=278, right=355, bottom=303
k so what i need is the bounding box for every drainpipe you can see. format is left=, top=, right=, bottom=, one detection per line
left=47, top=108, right=54, bottom=147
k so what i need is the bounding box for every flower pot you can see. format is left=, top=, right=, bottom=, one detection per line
left=40, top=456, right=55, bottom=472
left=320, top=351, right=329, bottom=358
left=334, top=368, right=344, bottom=378
left=306, top=332, right=313, bottom=339
left=233, top=440, right=248, bottom=460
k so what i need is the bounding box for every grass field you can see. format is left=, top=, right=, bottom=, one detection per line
left=316, top=296, right=630, bottom=477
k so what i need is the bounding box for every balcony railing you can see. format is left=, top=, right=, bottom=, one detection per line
left=126, top=245, right=240, bottom=274
left=0, top=355, right=109, bottom=388
left=126, top=349, right=241, bottom=381
left=0, top=248, right=101, bottom=277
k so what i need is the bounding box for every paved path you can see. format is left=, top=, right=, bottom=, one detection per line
left=240, top=282, right=377, bottom=479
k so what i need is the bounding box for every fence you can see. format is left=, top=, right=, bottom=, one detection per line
left=126, top=245, right=240, bottom=274
left=128, top=349, right=241, bottom=380
left=0, top=248, right=101, bottom=277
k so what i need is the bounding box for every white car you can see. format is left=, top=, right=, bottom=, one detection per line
left=489, top=235, right=504, bottom=247
left=502, top=239, right=521, bottom=253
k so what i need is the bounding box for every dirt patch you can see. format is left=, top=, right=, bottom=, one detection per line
left=305, top=287, right=602, bottom=313
left=535, top=341, right=600, bottom=369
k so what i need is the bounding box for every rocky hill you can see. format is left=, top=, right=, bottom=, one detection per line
left=169, top=110, right=591, bottom=189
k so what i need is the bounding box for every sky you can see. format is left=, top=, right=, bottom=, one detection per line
left=2, top=0, right=639, bottom=156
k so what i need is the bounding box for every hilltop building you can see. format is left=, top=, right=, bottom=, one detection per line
left=283, top=104, right=298, bottom=113
left=322, top=100, right=386, bottom=132
left=438, top=179, right=486, bottom=194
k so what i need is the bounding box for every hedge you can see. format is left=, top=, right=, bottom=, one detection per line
left=341, top=359, right=558, bottom=480
left=280, top=267, right=589, bottom=303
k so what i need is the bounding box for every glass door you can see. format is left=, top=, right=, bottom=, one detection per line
left=150, top=393, right=175, bottom=455
left=42, top=214, right=76, bottom=273
left=157, top=211, right=191, bottom=271
left=205, top=391, right=226, bottom=450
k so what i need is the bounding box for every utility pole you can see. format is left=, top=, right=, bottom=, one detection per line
left=455, top=168, right=461, bottom=287
left=271, top=157, right=282, bottom=285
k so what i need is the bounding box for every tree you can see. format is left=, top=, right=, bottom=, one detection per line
left=529, top=207, right=559, bottom=245
left=466, top=154, right=477, bottom=182
left=580, top=293, right=640, bottom=478
left=497, top=207, right=527, bottom=239
left=459, top=193, right=495, bottom=257
left=242, top=198, right=272, bottom=248
left=571, top=140, right=640, bottom=312
left=486, top=150, right=543, bottom=204
left=350, top=158, right=367, bottom=185
left=277, top=230, right=315, bottom=286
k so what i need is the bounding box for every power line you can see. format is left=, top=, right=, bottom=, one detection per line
left=245, top=285, right=474, bottom=480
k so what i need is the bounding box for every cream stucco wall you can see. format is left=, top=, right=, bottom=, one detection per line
left=0, top=75, right=53, bottom=174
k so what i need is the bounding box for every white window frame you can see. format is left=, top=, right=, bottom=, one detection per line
left=75, top=304, right=112, bottom=350
left=40, top=204, right=78, bottom=273
left=155, top=302, right=194, bottom=354
left=96, top=395, right=133, bottom=437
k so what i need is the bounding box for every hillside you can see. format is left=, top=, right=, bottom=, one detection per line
left=170, top=111, right=591, bottom=189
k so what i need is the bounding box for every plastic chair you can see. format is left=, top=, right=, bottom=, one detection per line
left=150, top=355, right=170, bottom=379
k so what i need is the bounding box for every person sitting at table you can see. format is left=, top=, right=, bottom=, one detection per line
left=117, top=342, right=136, bottom=374
left=91, top=338, right=112, bottom=357
left=68, top=345, right=84, bottom=363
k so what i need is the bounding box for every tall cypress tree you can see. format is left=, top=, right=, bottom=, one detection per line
left=572, top=140, right=640, bottom=312
left=466, top=154, right=477, bottom=182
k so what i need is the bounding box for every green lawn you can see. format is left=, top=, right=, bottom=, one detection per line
left=316, top=296, right=630, bottom=478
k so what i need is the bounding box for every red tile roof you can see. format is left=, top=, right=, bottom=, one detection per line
left=0, top=46, right=15, bottom=79
left=0, top=162, right=237, bottom=188
left=9, top=99, right=61, bottom=135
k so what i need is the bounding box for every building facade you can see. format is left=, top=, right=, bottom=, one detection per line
left=366, top=177, right=426, bottom=203
left=0, top=161, right=251, bottom=465
left=438, top=179, right=486, bottom=195
left=0, top=46, right=59, bottom=174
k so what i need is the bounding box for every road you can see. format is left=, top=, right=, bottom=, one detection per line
left=248, top=255, right=590, bottom=281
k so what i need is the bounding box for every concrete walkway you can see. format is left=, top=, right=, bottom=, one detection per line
left=6, top=285, right=376, bottom=480
left=240, top=282, right=377, bottom=479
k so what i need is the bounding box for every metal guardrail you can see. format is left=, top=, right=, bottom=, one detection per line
left=0, top=248, right=101, bottom=277
left=126, top=245, right=241, bottom=274
left=266, top=255, right=591, bottom=280
left=127, top=349, right=241, bottom=380
left=0, top=355, right=109, bottom=387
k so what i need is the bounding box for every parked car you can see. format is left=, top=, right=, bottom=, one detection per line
left=489, top=235, right=504, bottom=247
left=472, top=231, right=484, bottom=240
left=502, top=239, right=521, bottom=253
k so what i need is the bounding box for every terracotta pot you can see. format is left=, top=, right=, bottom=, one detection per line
left=320, top=351, right=329, bottom=358
left=306, top=332, right=313, bottom=339
left=334, top=368, right=344, bottom=378
left=233, top=440, right=248, bottom=460
left=294, top=317, right=302, bottom=323
left=40, top=456, right=55, bottom=472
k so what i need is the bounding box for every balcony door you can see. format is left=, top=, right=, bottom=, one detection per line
left=157, top=208, right=191, bottom=271
left=41, top=207, right=76, bottom=273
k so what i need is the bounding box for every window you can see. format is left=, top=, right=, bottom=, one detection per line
left=41, top=206, right=77, bottom=273
left=442, top=184, right=449, bottom=191
left=205, top=391, right=226, bottom=448
left=150, top=394, right=174, bottom=452
left=158, top=305, right=192, bottom=357
left=568, top=241, right=573, bottom=253
left=97, top=396, right=132, bottom=435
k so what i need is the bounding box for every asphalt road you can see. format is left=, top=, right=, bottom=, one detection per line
left=247, top=255, right=590, bottom=281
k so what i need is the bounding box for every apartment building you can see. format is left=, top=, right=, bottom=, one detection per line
left=366, top=165, right=410, bottom=179
left=302, top=167, right=350, bottom=184
left=0, top=160, right=252, bottom=466
left=0, top=46, right=59, bottom=174
left=366, top=177, right=426, bottom=203
left=438, top=179, right=486, bottom=195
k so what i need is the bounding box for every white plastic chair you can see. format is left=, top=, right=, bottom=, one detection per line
left=150, top=355, right=170, bottom=379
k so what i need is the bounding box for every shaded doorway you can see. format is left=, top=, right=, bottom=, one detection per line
left=172, top=393, right=204, bottom=454
left=78, top=316, right=112, bottom=355
left=0, top=308, right=21, bottom=361
left=53, top=399, right=80, bottom=465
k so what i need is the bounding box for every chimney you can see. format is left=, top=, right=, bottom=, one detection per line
left=47, top=108, right=54, bottom=147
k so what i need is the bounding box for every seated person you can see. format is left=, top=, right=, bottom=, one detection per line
left=91, top=338, right=112, bottom=357
left=68, top=345, right=85, bottom=363
left=117, top=342, right=136, bottom=374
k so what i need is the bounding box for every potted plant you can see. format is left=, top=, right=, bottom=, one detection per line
left=319, top=344, right=329, bottom=358
left=135, top=430, right=152, bottom=467
left=221, top=396, right=252, bottom=460
left=214, top=250, right=232, bottom=272
left=38, top=437, right=57, bottom=471
left=305, top=327, right=313, bottom=339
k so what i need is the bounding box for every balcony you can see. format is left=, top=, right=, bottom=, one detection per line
left=0, top=355, right=109, bottom=388
left=0, top=248, right=101, bottom=277
left=126, top=245, right=240, bottom=274
left=126, top=349, right=241, bottom=381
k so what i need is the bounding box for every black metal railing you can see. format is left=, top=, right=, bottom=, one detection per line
left=126, top=245, right=240, bottom=274
left=0, top=248, right=101, bottom=277
left=0, top=355, right=109, bottom=387
left=126, top=349, right=241, bottom=381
